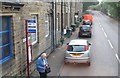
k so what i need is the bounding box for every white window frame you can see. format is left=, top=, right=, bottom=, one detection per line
left=56, top=17, right=59, bottom=31
left=30, top=15, right=38, bottom=45
left=45, top=15, right=49, bottom=37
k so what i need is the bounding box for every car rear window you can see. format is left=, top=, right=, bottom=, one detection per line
left=80, top=26, right=91, bottom=30
left=67, top=45, right=85, bottom=52
left=83, top=20, right=90, bottom=23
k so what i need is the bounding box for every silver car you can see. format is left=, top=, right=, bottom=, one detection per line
left=64, top=39, right=92, bottom=66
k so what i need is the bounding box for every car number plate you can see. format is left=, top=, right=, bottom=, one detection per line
left=72, top=54, right=82, bottom=56
left=82, top=34, right=87, bottom=35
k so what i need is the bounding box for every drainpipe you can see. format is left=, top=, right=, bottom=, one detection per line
left=61, top=1, right=63, bottom=36
left=68, top=1, right=70, bottom=27
left=54, top=0, right=57, bottom=48
left=51, top=2, right=55, bottom=50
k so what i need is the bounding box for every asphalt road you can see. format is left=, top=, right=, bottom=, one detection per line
left=59, top=11, right=118, bottom=76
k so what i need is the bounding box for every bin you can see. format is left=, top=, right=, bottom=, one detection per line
left=75, top=21, right=80, bottom=28
left=71, top=24, right=76, bottom=32
left=66, top=29, right=71, bottom=38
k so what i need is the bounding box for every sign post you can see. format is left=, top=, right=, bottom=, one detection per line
left=25, top=20, right=36, bottom=78
left=25, top=20, right=30, bottom=78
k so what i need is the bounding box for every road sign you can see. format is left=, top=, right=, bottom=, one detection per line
left=27, top=20, right=37, bottom=33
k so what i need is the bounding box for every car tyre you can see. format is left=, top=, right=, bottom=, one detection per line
left=89, top=35, right=91, bottom=38
left=78, top=34, right=82, bottom=38
left=87, top=62, right=91, bottom=66
left=64, top=61, right=68, bottom=64
left=89, top=34, right=92, bottom=38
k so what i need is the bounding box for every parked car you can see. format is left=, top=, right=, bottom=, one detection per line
left=78, top=25, right=92, bottom=38
left=64, top=39, right=92, bottom=66
left=82, top=20, right=92, bottom=26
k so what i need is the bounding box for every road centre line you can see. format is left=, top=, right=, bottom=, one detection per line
left=100, top=24, right=114, bottom=49
left=98, top=17, right=113, bottom=49
left=99, top=25, right=102, bottom=27
left=97, top=13, right=120, bottom=63
left=103, top=32, right=107, bottom=38
left=115, top=54, right=120, bottom=64
left=102, top=27, right=104, bottom=32
left=108, top=40, right=114, bottom=49
left=100, top=26, right=107, bottom=38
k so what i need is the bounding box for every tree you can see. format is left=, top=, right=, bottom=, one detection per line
left=100, top=1, right=120, bottom=20
left=82, top=1, right=99, bottom=12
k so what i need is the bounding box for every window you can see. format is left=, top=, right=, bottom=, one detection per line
left=30, top=15, right=38, bottom=45
left=45, top=15, right=49, bottom=37
left=80, top=26, right=91, bottom=31
left=0, top=16, right=12, bottom=64
left=57, top=13, right=60, bottom=31
left=67, top=45, right=85, bottom=52
left=56, top=17, right=58, bottom=31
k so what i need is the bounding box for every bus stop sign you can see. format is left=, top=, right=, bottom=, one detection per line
left=27, top=20, right=37, bottom=33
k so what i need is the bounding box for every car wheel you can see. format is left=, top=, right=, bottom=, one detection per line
left=91, top=22, right=93, bottom=25
left=87, top=62, right=91, bottom=66
left=78, top=35, right=81, bottom=38
left=89, top=34, right=92, bottom=38
left=89, top=35, right=91, bottom=38
left=64, top=61, right=68, bottom=64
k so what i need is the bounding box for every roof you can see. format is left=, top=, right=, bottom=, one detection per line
left=83, top=20, right=91, bottom=22
left=81, top=25, right=91, bottom=27
left=84, top=15, right=92, bottom=17
left=69, top=39, right=87, bottom=45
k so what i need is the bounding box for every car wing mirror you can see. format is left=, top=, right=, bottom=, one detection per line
left=67, top=43, right=69, bottom=45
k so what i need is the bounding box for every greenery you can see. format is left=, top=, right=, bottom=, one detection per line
left=82, top=1, right=99, bottom=12
left=100, top=1, right=120, bottom=20
left=88, top=1, right=120, bottom=21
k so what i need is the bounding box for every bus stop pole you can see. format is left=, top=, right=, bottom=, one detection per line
left=25, top=20, right=30, bottom=78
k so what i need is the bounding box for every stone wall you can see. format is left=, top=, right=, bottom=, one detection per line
left=1, top=1, right=53, bottom=76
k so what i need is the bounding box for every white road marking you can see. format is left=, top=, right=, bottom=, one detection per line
left=115, top=54, right=120, bottom=63
left=108, top=40, right=113, bottom=49
left=102, top=27, right=104, bottom=32
left=97, top=12, right=120, bottom=64
left=104, top=32, right=107, bottom=38
left=113, top=48, right=117, bottom=54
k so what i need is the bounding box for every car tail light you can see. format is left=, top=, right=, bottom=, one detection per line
left=88, top=30, right=91, bottom=32
left=66, top=45, right=70, bottom=51
left=85, top=45, right=88, bottom=51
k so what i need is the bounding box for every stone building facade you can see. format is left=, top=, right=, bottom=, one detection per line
left=0, top=1, right=83, bottom=76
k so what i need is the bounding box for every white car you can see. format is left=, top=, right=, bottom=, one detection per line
left=64, top=39, right=92, bottom=66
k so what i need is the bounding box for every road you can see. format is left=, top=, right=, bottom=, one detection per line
left=46, top=11, right=119, bottom=76
left=31, top=11, right=119, bottom=77
left=59, top=11, right=118, bottom=76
